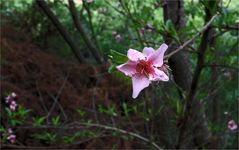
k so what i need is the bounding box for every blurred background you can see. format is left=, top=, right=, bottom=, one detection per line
left=0, top=0, right=238, bottom=149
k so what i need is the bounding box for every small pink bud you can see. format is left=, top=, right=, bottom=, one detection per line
left=7, top=134, right=16, bottom=143
left=140, top=28, right=145, bottom=34
left=224, top=111, right=229, bottom=115
left=10, top=101, right=17, bottom=111
left=115, top=34, right=121, bottom=42
left=99, top=8, right=107, bottom=14
left=223, top=71, right=232, bottom=79
left=7, top=128, right=13, bottom=134
left=86, top=0, right=93, bottom=3
left=5, top=96, right=11, bottom=104
left=11, top=92, right=17, bottom=97
left=228, top=120, right=238, bottom=131
left=112, top=31, right=118, bottom=36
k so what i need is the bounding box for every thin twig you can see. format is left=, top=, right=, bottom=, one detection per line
left=70, top=122, right=163, bottom=150
left=46, top=72, right=70, bottom=123
left=16, top=122, right=163, bottom=150
left=164, top=13, right=219, bottom=59
left=1, top=135, right=109, bottom=149
left=68, top=0, right=103, bottom=63
left=203, top=64, right=239, bottom=71
left=36, top=0, right=85, bottom=63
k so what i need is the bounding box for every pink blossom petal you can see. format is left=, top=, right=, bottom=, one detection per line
left=7, top=134, right=16, bottom=143
left=127, top=49, right=146, bottom=62
left=148, top=43, right=168, bottom=67
left=11, top=92, right=17, bottom=97
left=116, top=61, right=137, bottom=77
left=7, top=128, right=13, bottom=134
left=143, top=47, right=155, bottom=56
left=149, top=69, right=169, bottom=81
left=132, top=74, right=151, bottom=98
left=228, top=120, right=238, bottom=131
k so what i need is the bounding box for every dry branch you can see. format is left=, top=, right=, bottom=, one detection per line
left=36, top=0, right=86, bottom=63
left=164, top=13, right=219, bottom=59
left=68, top=0, right=103, bottom=63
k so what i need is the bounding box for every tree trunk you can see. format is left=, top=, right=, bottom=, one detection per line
left=162, top=0, right=212, bottom=148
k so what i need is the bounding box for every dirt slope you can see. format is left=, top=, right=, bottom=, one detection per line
left=1, top=26, right=138, bottom=148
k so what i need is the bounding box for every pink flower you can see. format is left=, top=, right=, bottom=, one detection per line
left=7, top=134, right=16, bottom=143
left=5, top=92, right=17, bottom=104
left=145, top=24, right=154, bottom=32
left=86, top=0, right=93, bottom=3
left=228, top=120, right=238, bottom=131
left=99, top=8, right=107, bottom=14
left=140, top=28, right=145, bottom=34
left=113, top=31, right=121, bottom=42
left=223, top=71, right=232, bottom=79
left=5, top=96, right=12, bottom=104
left=11, top=92, right=17, bottom=97
left=115, top=34, right=121, bottom=42
left=117, top=44, right=169, bottom=98
left=10, top=101, right=17, bottom=111
left=7, top=128, right=13, bottom=134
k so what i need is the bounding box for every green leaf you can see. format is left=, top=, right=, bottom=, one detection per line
left=176, top=101, right=183, bottom=115
left=164, top=19, right=180, bottom=43
left=62, top=135, right=75, bottom=144
left=108, top=50, right=128, bottom=65
left=0, top=126, right=5, bottom=132
left=32, top=116, right=45, bottom=127
left=108, top=64, right=116, bottom=73
left=51, top=116, right=60, bottom=126
left=76, top=108, right=86, bottom=118
left=122, top=102, right=129, bottom=118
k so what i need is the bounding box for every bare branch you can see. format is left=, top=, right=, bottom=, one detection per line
left=203, top=64, right=239, bottom=71
left=164, top=13, right=219, bottom=59
left=16, top=123, right=163, bottom=150
left=68, top=0, right=103, bottom=63
left=36, top=0, right=86, bottom=63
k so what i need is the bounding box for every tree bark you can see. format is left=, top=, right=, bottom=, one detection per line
left=36, top=0, right=86, bottom=63
left=162, top=0, right=212, bottom=148
left=68, top=0, right=103, bottom=64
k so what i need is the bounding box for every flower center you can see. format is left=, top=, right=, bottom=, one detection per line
left=136, top=60, right=154, bottom=76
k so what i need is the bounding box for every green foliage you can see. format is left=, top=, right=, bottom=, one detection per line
left=98, top=104, right=118, bottom=117
left=108, top=49, right=128, bottom=73
left=32, top=116, right=45, bottom=127
left=51, top=116, right=60, bottom=126
left=76, top=108, right=86, bottom=118
left=5, top=105, right=31, bottom=126
left=32, top=131, right=56, bottom=144
left=163, top=20, right=180, bottom=43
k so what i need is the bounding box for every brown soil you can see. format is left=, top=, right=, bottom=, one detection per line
left=0, top=26, right=145, bottom=149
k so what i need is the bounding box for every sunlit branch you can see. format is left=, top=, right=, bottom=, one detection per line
left=164, top=13, right=219, bottom=59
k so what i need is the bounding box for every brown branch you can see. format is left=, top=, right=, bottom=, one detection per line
left=164, top=13, right=219, bottom=59
left=68, top=0, right=103, bottom=64
left=82, top=1, right=100, bottom=50
left=36, top=0, right=86, bottom=63
left=203, top=64, right=239, bottom=71
left=1, top=135, right=109, bottom=149
left=212, top=23, right=239, bottom=31
left=15, top=123, right=163, bottom=150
